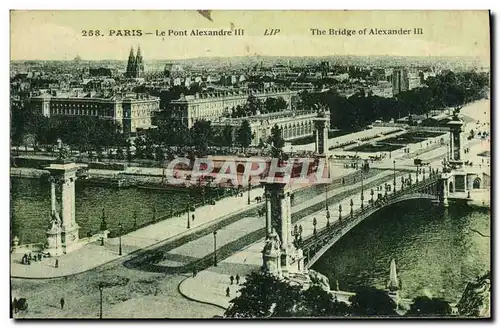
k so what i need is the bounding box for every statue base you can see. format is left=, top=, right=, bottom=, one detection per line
left=45, top=227, right=63, bottom=257
left=62, top=224, right=81, bottom=253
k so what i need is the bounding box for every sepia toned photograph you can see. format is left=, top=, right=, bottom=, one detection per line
left=9, top=10, right=491, bottom=319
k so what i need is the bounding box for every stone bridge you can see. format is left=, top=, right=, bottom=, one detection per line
left=300, top=174, right=441, bottom=269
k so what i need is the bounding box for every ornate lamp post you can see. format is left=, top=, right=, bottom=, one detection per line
left=247, top=176, right=251, bottom=205
left=313, top=217, right=317, bottom=236
left=118, top=222, right=123, bottom=256
left=350, top=199, right=354, bottom=217
left=338, top=204, right=342, bottom=221
left=325, top=184, right=329, bottom=211
left=360, top=173, right=364, bottom=210
left=100, top=209, right=107, bottom=246
left=213, top=230, right=218, bottom=267
left=393, top=160, right=396, bottom=191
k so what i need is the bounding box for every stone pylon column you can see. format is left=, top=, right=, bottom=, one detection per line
left=448, top=118, right=464, bottom=165
left=46, top=176, right=63, bottom=256
left=314, top=117, right=329, bottom=156
left=262, top=181, right=293, bottom=276
left=45, top=162, right=81, bottom=254
left=264, top=190, right=273, bottom=238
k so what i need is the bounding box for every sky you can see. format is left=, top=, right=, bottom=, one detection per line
left=10, top=10, right=490, bottom=64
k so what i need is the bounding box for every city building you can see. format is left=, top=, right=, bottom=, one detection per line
left=290, top=82, right=315, bottom=92
left=126, top=46, right=145, bottom=78
left=168, top=87, right=298, bottom=128
left=29, top=90, right=160, bottom=135
left=392, top=68, right=409, bottom=96
left=408, top=71, right=422, bottom=90
left=212, top=109, right=328, bottom=146
left=370, top=81, right=393, bottom=98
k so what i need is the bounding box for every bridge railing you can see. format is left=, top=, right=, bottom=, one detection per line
left=299, top=174, right=440, bottom=260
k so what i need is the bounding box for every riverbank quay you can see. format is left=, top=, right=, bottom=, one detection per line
left=9, top=166, right=382, bottom=279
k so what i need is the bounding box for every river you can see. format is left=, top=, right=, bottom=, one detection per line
left=312, top=199, right=490, bottom=303
left=10, top=176, right=328, bottom=245
left=11, top=178, right=490, bottom=304
left=10, top=178, right=205, bottom=244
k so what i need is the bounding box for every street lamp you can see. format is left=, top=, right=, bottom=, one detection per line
left=98, top=285, right=103, bottom=319
left=360, top=173, right=364, bottom=210
left=100, top=209, right=107, bottom=247
left=213, top=230, right=218, bottom=267
left=325, top=184, right=329, bottom=211
left=186, top=204, right=190, bottom=229
left=247, top=176, right=251, bottom=205
left=393, top=160, right=396, bottom=191
left=118, top=222, right=123, bottom=256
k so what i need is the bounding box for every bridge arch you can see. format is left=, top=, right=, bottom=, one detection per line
left=303, top=193, right=439, bottom=269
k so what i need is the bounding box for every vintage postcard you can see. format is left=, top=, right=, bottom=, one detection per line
left=10, top=10, right=490, bottom=319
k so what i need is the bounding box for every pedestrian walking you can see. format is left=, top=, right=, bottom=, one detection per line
left=192, top=214, right=195, bottom=222
left=230, top=275, right=234, bottom=285
left=55, top=259, right=59, bottom=268
left=60, top=297, right=65, bottom=310
left=236, top=274, right=240, bottom=285
left=226, top=287, right=230, bottom=297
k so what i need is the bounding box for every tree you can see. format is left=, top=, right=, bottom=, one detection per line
left=348, top=287, right=397, bottom=316
left=190, top=120, right=212, bottom=157
left=155, top=146, right=165, bottom=161
left=222, top=124, right=234, bottom=148
left=299, top=285, right=350, bottom=317
left=126, top=140, right=133, bottom=163
left=406, top=296, right=452, bottom=317
left=457, top=271, right=491, bottom=317
left=225, top=271, right=303, bottom=318
left=269, top=124, right=285, bottom=158
left=116, top=146, right=125, bottom=160
left=246, top=95, right=262, bottom=116
left=237, top=120, right=252, bottom=151
left=225, top=271, right=352, bottom=318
